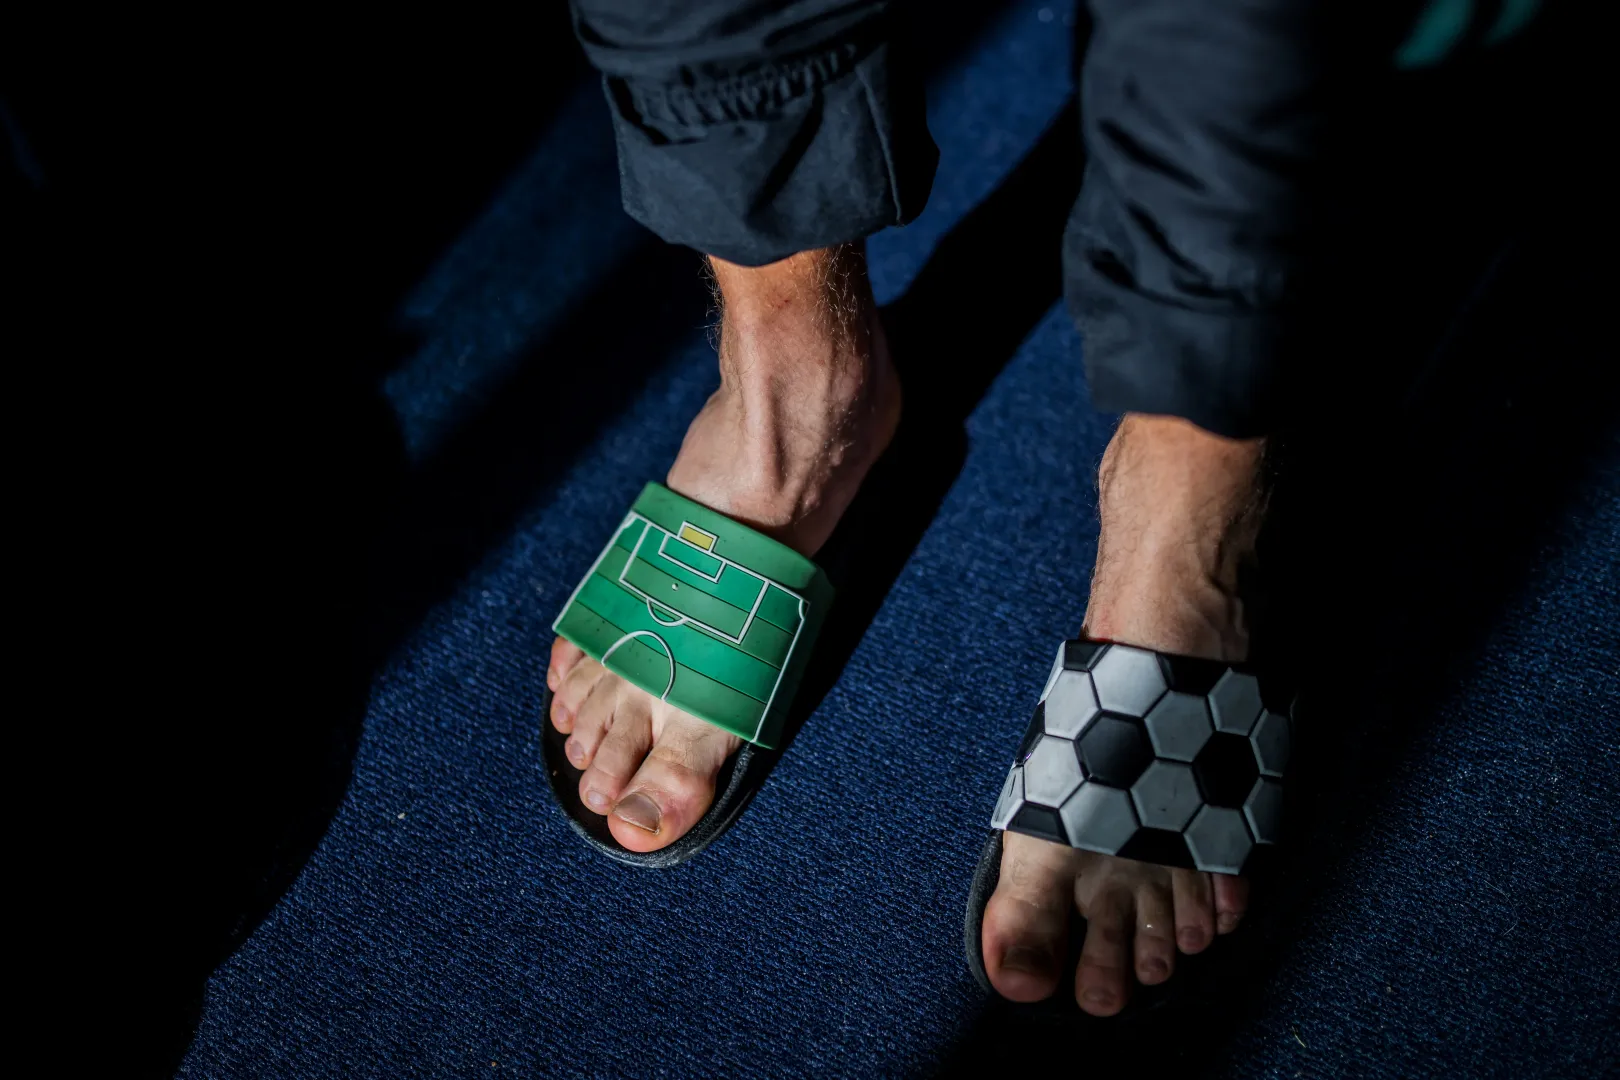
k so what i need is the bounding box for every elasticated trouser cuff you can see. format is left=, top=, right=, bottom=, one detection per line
left=571, top=0, right=937, bottom=267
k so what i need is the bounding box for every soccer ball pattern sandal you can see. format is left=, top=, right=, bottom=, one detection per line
left=965, top=639, right=1294, bottom=1009
left=542, top=482, right=833, bottom=867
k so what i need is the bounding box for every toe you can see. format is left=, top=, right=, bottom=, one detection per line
left=578, top=696, right=653, bottom=816
left=1133, top=880, right=1177, bottom=985
left=1170, top=868, right=1217, bottom=954
left=550, top=654, right=603, bottom=735
left=548, top=637, right=585, bottom=693
left=607, top=707, right=738, bottom=852
left=563, top=673, right=618, bottom=770
left=982, top=833, right=1079, bottom=1003
left=1075, top=886, right=1133, bottom=1016
left=1213, top=874, right=1249, bottom=935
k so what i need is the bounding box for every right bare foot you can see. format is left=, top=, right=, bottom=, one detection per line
left=545, top=244, right=900, bottom=852
left=982, top=414, right=1269, bottom=1014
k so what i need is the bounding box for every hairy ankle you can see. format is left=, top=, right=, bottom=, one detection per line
left=710, top=245, right=871, bottom=339
left=1085, top=414, right=1268, bottom=661
left=665, top=244, right=899, bottom=554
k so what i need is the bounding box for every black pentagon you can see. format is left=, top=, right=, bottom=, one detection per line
left=1063, top=639, right=1106, bottom=671
left=1159, top=654, right=1226, bottom=696
left=1116, top=827, right=1195, bottom=870
left=1016, top=702, right=1046, bottom=763
left=1077, top=716, right=1153, bottom=787
left=1193, top=732, right=1261, bottom=808
left=1009, top=802, right=1067, bottom=845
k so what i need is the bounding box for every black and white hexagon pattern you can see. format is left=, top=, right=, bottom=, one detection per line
left=991, top=641, right=1291, bottom=875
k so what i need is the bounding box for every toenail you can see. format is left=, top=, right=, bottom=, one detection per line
left=1142, top=958, right=1169, bottom=980
left=565, top=738, right=585, bottom=766
left=613, top=792, right=661, bottom=833
left=1218, top=913, right=1240, bottom=933
left=1083, top=988, right=1113, bottom=1008
left=1179, top=928, right=1207, bottom=951
left=546, top=667, right=558, bottom=690
left=1001, top=946, right=1054, bottom=978
left=584, top=789, right=608, bottom=813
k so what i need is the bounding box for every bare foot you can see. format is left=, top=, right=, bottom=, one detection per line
left=546, top=244, right=900, bottom=851
left=982, top=414, right=1268, bottom=1013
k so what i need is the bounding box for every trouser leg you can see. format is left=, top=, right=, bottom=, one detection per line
left=1063, top=0, right=1561, bottom=437
left=1062, top=0, right=1327, bottom=438
left=571, top=0, right=937, bottom=266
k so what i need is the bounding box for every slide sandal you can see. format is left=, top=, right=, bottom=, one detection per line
left=541, top=482, right=833, bottom=867
left=965, top=639, right=1293, bottom=1014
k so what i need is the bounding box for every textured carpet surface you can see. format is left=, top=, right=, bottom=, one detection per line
left=179, top=3, right=1619, bottom=1076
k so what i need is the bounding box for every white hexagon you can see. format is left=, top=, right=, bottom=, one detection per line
left=1244, top=777, right=1284, bottom=844
left=1037, top=642, right=1066, bottom=701
left=1209, top=669, right=1263, bottom=734
left=1058, top=781, right=1139, bottom=854
left=990, top=765, right=1024, bottom=830
left=1130, top=761, right=1203, bottom=831
left=1184, top=805, right=1254, bottom=875
left=1090, top=645, right=1167, bottom=716
left=1023, top=735, right=1085, bottom=807
left=1143, top=691, right=1214, bottom=762
left=1251, top=710, right=1290, bottom=777
left=1042, top=670, right=1100, bottom=738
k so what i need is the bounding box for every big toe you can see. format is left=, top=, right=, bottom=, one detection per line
left=607, top=706, right=740, bottom=852
left=982, top=833, right=1080, bottom=1002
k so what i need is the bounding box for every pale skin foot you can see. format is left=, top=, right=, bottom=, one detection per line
left=546, top=244, right=901, bottom=852
left=983, top=414, right=1269, bottom=1014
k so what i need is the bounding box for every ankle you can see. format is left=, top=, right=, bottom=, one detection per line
left=663, top=246, right=898, bottom=555
left=708, top=246, right=890, bottom=441
left=1084, top=560, right=1250, bottom=661
left=709, top=244, right=869, bottom=313
left=1096, top=416, right=1266, bottom=572
left=711, top=245, right=873, bottom=362
left=1085, top=414, right=1268, bottom=660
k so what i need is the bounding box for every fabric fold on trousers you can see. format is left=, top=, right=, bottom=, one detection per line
left=572, top=0, right=937, bottom=267
left=1064, top=0, right=1328, bottom=438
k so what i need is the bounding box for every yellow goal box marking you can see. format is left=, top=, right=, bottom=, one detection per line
left=678, top=522, right=717, bottom=552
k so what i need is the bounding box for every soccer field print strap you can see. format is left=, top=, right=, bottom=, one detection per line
left=990, top=640, right=1292, bottom=875
left=552, top=483, right=834, bottom=749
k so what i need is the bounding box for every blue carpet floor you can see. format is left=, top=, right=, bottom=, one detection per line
left=177, top=3, right=1618, bottom=1076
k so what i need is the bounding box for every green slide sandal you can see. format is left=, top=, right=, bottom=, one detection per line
left=541, top=482, right=833, bottom=865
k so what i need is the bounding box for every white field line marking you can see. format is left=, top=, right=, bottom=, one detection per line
left=646, top=601, right=688, bottom=628
left=751, top=594, right=810, bottom=742
left=553, top=514, right=644, bottom=637
left=567, top=511, right=810, bottom=735
left=601, top=629, right=675, bottom=700
left=617, top=515, right=799, bottom=646
left=657, top=526, right=723, bottom=582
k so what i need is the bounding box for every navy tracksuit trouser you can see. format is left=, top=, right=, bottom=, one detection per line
left=570, top=1, right=1566, bottom=437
